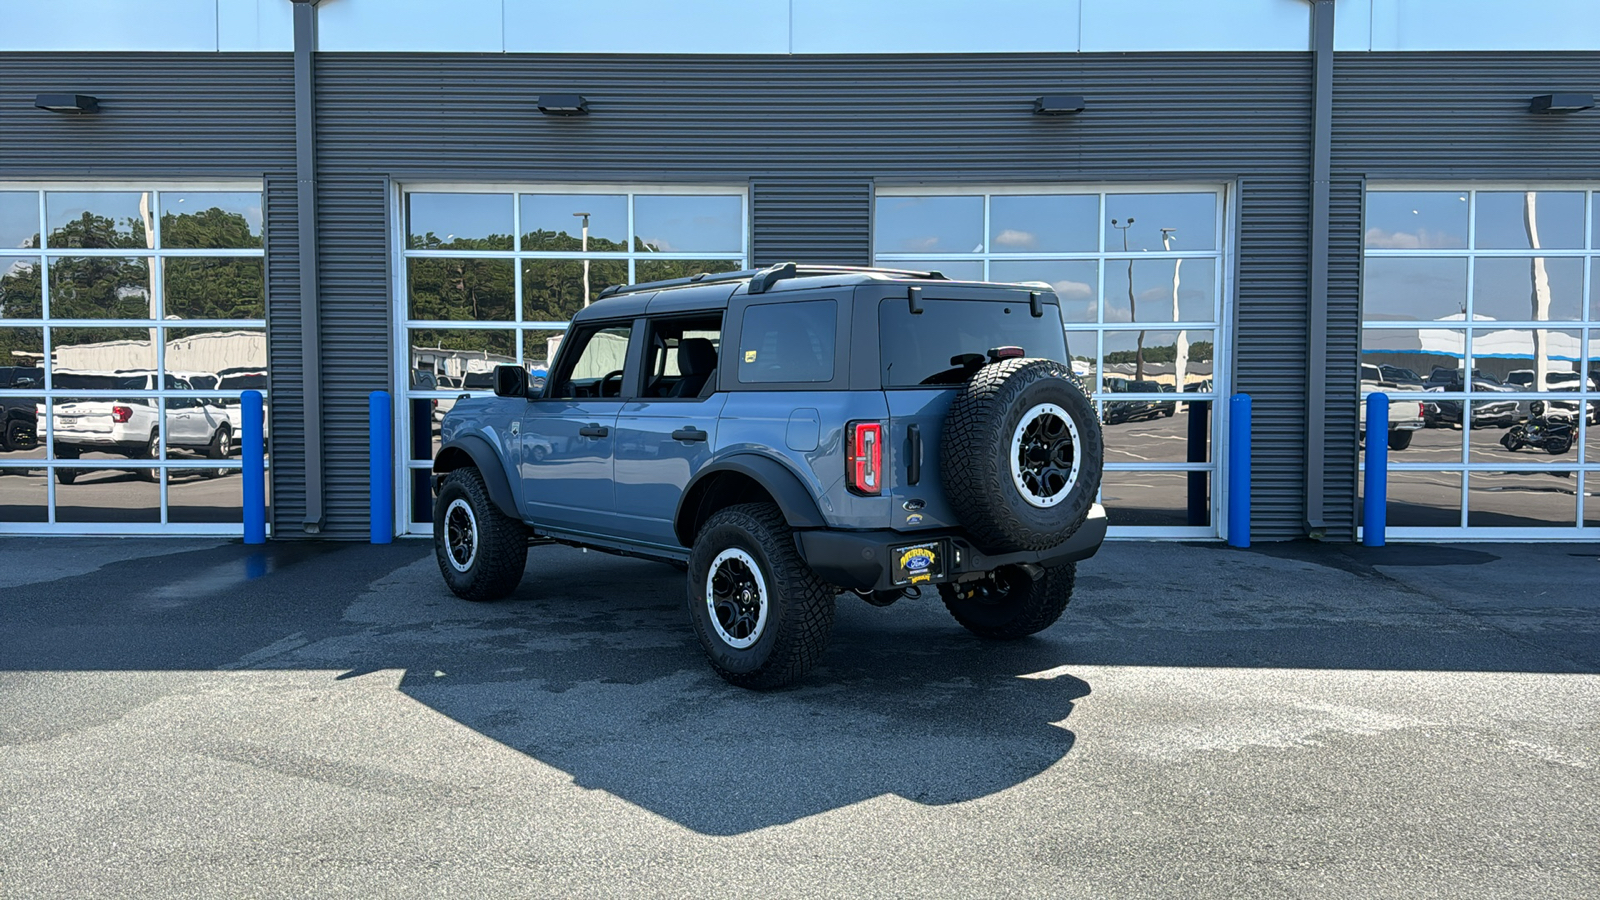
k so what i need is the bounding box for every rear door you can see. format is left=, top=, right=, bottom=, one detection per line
left=517, top=321, right=634, bottom=534
left=612, top=312, right=726, bottom=547
left=876, top=292, right=1069, bottom=532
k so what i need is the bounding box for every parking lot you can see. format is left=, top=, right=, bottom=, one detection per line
left=2, top=537, right=1596, bottom=898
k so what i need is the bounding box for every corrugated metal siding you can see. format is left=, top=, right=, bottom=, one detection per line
left=264, top=174, right=306, bottom=532
left=0, top=54, right=294, bottom=176
left=751, top=180, right=872, bottom=266
left=314, top=52, right=1315, bottom=539
left=1321, top=175, right=1365, bottom=540
left=1233, top=176, right=1312, bottom=537
left=314, top=175, right=392, bottom=538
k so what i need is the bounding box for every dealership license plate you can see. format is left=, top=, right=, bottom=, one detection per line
left=58, top=417, right=78, bottom=426
left=891, top=540, right=946, bottom=586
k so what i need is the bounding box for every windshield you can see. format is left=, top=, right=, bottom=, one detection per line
left=879, top=297, right=1067, bottom=388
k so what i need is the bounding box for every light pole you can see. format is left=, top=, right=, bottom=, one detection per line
left=1162, top=227, right=1187, bottom=411
left=1111, top=217, right=1144, bottom=381
left=573, top=211, right=591, bottom=307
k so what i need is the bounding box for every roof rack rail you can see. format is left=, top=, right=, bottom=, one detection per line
left=597, top=267, right=759, bottom=300
left=746, top=262, right=950, bottom=294
left=596, top=262, right=954, bottom=300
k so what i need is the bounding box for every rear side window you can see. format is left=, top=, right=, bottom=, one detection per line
left=879, top=297, right=1067, bottom=387
left=737, top=300, right=836, bottom=384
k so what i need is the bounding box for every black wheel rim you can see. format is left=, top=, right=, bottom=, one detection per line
left=445, top=498, right=477, bottom=572
left=1011, top=404, right=1080, bottom=508
left=706, top=548, right=767, bottom=648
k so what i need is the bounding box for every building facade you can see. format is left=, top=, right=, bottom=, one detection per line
left=2, top=0, right=1598, bottom=541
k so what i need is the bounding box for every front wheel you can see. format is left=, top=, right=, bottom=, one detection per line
left=206, top=426, right=233, bottom=476
left=940, top=563, right=1076, bottom=640
left=433, top=468, right=528, bottom=602
left=687, top=503, right=836, bottom=690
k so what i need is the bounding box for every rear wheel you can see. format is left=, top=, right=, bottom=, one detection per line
left=687, top=503, right=835, bottom=690
left=433, top=468, right=528, bottom=602
left=1387, top=429, right=1413, bottom=451
left=136, top=430, right=159, bottom=482
left=206, top=426, right=233, bottom=477
left=54, top=444, right=79, bottom=484
left=940, top=563, right=1076, bottom=640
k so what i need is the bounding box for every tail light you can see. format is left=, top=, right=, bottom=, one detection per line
left=846, top=421, right=883, bottom=495
left=110, top=405, right=133, bottom=423
left=1417, top=403, right=1426, bottom=419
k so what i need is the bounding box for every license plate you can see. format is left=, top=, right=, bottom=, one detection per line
left=891, top=540, right=945, bottom=586
left=59, top=417, right=78, bottom=426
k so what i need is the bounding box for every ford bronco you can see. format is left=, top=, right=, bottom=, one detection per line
left=432, top=263, right=1106, bottom=688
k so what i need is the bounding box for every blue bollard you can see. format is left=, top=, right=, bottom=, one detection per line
left=1364, top=392, right=1388, bottom=547
left=1227, top=394, right=1252, bottom=547
left=242, top=390, right=266, bottom=544
left=370, top=391, right=393, bottom=544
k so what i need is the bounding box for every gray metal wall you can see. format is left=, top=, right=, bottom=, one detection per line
left=1323, top=52, right=1600, bottom=536
left=314, top=51, right=1316, bottom=539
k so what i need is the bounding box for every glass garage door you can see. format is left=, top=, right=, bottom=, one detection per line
left=874, top=186, right=1229, bottom=538
left=396, top=185, right=748, bottom=534
left=1361, top=186, right=1600, bottom=537
left=0, top=185, right=268, bottom=534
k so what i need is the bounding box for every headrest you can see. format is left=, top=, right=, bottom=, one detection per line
left=678, top=337, right=717, bottom=377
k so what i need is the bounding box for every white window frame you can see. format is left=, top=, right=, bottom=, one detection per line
left=393, top=183, right=750, bottom=536
left=1360, top=182, right=1599, bottom=540
left=873, top=183, right=1234, bottom=540
left=0, top=181, right=267, bottom=535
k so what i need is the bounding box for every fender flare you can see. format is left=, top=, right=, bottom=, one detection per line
left=432, top=434, right=519, bottom=520
left=675, top=454, right=827, bottom=546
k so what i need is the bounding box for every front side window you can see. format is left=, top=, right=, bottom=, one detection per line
left=549, top=325, right=632, bottom=399
left=737, top=301, right=836, bottom=384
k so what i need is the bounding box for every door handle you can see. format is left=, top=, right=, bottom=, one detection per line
left=672, top=427, right=708, bottom=443
left=579, top=423, right=609, bottom=438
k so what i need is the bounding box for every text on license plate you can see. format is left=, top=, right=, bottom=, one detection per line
left=892, top=540, right=945, bottom=586
left=59, top=417, right=78, bottom=426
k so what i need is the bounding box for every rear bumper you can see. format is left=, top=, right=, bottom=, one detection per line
left=796, top=503, right=1108, bottom=592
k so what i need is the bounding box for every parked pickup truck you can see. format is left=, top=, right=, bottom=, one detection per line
left=1360, top=365, right=1426, bottom=451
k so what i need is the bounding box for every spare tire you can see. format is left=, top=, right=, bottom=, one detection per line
left=941, top=358, right=1102, bottom=553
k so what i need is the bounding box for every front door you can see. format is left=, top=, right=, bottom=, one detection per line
left=518, top=322, right=633, bottom=535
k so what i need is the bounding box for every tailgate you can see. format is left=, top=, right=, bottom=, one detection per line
left=885, top=388, right=959, bottom=532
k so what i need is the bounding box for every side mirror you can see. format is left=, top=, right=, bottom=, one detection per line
left=493, top=364, right=529, bottom=399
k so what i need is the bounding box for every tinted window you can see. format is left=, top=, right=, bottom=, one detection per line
left=738, top=301, right=835, bottom=384
left=878, top=298, right=1067, bottom=388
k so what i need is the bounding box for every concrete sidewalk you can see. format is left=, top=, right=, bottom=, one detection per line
left=1, top=538, right=1596, bottom=898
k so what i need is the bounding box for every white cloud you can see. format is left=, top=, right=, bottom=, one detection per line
left=993, top=229, right=1037, bottom=249
left=1051, top=279, right=1093, bottom=299
left=1365, top=227, right=1464, bottom=250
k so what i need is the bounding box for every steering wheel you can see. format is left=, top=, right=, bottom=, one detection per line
left=600, top=370, right=625, bottom=397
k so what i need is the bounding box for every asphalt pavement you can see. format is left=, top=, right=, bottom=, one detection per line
left=1, top=537, right=1596, bottom=898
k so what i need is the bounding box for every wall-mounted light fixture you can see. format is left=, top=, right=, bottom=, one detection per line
left=34, top=93, right=99, bottom=114
left=538, top=94, right=589, bottom=116
left=1529, top=93, right=1594, bottom=114
left=1034, top=95, right=1085, bottom=116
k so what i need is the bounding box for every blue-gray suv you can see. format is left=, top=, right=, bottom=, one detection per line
left=432, top=264, right=1106, bottom=688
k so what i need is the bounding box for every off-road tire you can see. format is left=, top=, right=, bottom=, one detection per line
left=940, top=563, right=1076, bottom=640
left=687, top=502, right=835, bottom=690
left=1387, top=429, right=1413, bottom=451
left=434, top=467, right=528, bottom=602
left=942, top=358, right=1103, bottom=553
left=3, top=418, right=36, bottom=452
